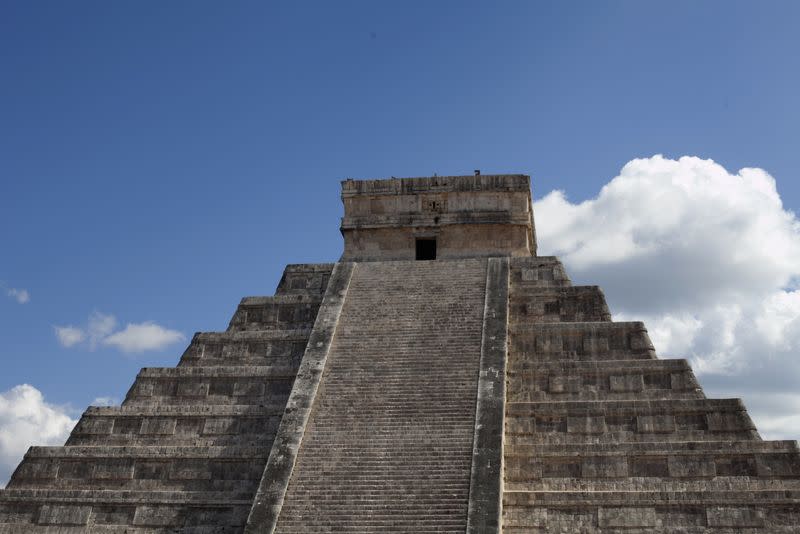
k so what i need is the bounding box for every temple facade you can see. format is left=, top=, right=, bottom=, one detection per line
left=1, top=174, right=799, bottom=533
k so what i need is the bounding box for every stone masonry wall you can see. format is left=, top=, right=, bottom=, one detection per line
left=502, top=256, right=800, bottom=532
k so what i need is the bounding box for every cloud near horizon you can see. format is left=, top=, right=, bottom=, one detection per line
left=54, top=311, right=184, bottom=354
left=534, top=154, right=800, bottom=439
left=0, top=385, right=76, bottom=487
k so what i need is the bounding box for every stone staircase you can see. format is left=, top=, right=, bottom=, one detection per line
left=503, top=256, right=800, bottom=532
left=0, top=264, right=333, bottom=533
left=272, top=259, right=489, bottom=533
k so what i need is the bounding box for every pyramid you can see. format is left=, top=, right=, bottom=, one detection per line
left=2, top=174, right=799, bottom=533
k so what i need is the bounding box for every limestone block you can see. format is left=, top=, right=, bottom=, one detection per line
left=140, top=418, right=177, bottom=435
left=202, top=417, right=239, bottom=435
left=637, top=415, right=676, bottom=433
left=92, top=459, right=135, bottom=480
left=581, top=456, right=628, bottom=478
left=609, top=374, right=644, bottom=392
left=706, top=507, right=765, bottom=527
left=521, top=268, right=538, bottom=281
left=567, top=416, right=607, bottom=434
left=582, top=336, right=609, bottom=353
left=38, top=504, right=91, bottom=526
left=598, top=507, right=657, bottom=528
left=132, top=505, right=182, bottom=526
left=170, top=460, right=212, bottom=480
left=134, top=461, right=169, bottom=480
left=534, top=335, right=561, bottom=353
left=629, top=332, right=652, bottom=350
left=706, top=412, right=747, bottom=432
left=670, top=371, right=696, bottom=390
left=548, top=376, right=581, bottom=393
left=756, top=453, right=800, bottom=477
left=76, top=417, right=114, bottom=435
left=57, top=461, right=92, bottom=479
left=234, top=381, right=266, bottom=397
left=92, top=506, right=135, bottom=526
left=629, top=456, right=669, bottom=477
left=502, top=506, right=546, bottom=528
left=14, top=460, right=57, bottom=479
left=668, top=455, right=716, bottom=478
left=176, top=381, right=209, bottom=397
left=542, top=459, right=580, bottom=478
left=506, top=457, right=542, bottom=480
left=134, top=381, right=154, bottom=397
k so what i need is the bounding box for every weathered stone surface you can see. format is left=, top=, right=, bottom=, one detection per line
left=340, top=174, right=535, bottom=261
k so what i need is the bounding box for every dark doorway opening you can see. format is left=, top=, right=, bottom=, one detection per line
left=416, top=239, right=437, bottom=260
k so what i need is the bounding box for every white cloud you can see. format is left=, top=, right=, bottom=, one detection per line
left=6, top=288, right=29, bottom=304
left=91, top=396, right=119, bottom=407
left=0, top=384, right=76, bottom=487
left=54, top=326, right=86, bottom=348
left=87, top=311, right=117, bottom=349
left=54, top=312, right=184, bottom=354
left=103, top=322, right=185, bottom=353
left=534, top=154, right=800, bottom=438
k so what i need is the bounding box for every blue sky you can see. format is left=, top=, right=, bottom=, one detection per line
left=2, top=1, right=800, bottom=482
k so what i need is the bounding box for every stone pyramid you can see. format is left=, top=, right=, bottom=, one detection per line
left=2, top=174, right=799, bottom=533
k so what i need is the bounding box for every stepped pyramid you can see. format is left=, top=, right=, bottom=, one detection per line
left=2, top=173, right=800, bottom=533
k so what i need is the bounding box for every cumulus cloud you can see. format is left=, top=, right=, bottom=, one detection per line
left=103, top=322, right=185, bottom=353
left=54, top=312, right=184, bottom=354
left=534, top=155, right=800, bottom=439
left=87, top=311, right=117, bottom=349
left=6, top=288, right=29, bottom=304
left=54, top=326, right=86, bottom=348
left=0, top=384, right=76, bottom=487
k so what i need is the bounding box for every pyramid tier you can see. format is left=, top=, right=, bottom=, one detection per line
left=505, top=399, right=759, bottom=445
left=503, top=490, right=800, bottom=532
left=178, top=329, right=310, bottom=367
left=122, top=365, right=295, bottom=407
left=67, top=405, right=282, bottom=447
left=7, top=445, right=267, bottom=493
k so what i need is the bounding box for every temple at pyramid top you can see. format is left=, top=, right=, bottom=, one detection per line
left=340, top=173, right=537, bottom=261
